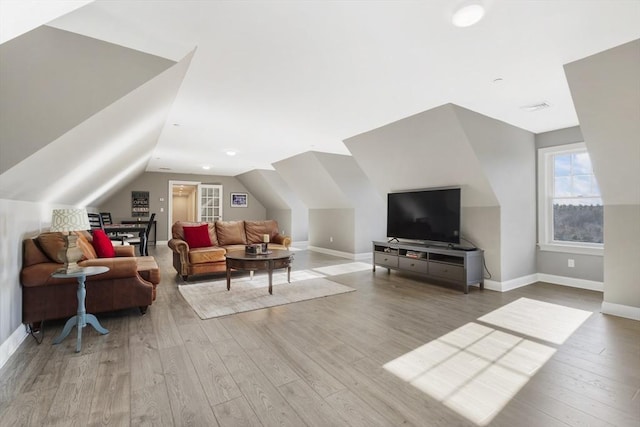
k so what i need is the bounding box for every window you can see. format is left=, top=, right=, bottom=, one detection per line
left=538, top=143, right=603, bottom=255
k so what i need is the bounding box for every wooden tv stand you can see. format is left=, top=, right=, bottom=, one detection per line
left=372, top=241, right=484, bottom=294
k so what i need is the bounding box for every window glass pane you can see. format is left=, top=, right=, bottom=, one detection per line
left=554, top=155, right=571, bottom=176
left=554, top=176, right=571, bottom=197
left=572, top=175, right=592, bottom=196
left=553, top=199, right=603, bottom=243
left=572, top=152, right=592, bottom=175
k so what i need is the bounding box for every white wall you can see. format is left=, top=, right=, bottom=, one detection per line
left=564, top=39, right=640, bottom=318
left=0, top=199, right=72, bottom=368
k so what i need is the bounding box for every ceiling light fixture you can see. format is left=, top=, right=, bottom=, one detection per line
left=452, top=2, right=485, bottom=27
left=226, top=151, right=237, bottom=156
left=202, top=165, right=211, bottom=170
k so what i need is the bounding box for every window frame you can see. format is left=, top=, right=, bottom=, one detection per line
left=537, top=142, right=604, bottom=256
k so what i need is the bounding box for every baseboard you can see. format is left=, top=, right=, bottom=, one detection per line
left=537, top=273, right=604, bottom=292
left=307, top=245, right=370, bottom=260
left=601, top=301, right=640, bottom=321
left=291, top=241, right=309, bottom=249
left=483, top=274, right=538, bottom=292
left=0, top=325, right=27, bottom=370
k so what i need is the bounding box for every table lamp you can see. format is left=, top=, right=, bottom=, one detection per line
left=50, top=208, right=91, bottom=273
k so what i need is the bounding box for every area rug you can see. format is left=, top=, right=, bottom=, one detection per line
left=178, top=271, right=356, bottom=319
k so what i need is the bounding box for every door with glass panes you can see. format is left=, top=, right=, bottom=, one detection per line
left=197, top=184, right=222, bottom=222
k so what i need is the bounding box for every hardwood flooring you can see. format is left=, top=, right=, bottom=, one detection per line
left=1, top=246, right=638, bottom=426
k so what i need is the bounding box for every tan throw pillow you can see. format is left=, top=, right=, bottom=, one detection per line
left=37, top=232, right=66, bottom=263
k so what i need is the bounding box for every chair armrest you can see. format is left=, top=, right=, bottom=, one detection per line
left=168, top=238, right=189, bottom=252
left=80, top=258, right=139, bottom=279
left=114, top=245, right=135, bottom=257
left=168, top=238, right=190, bottom=267
left=272, top=234, right=291, bottom=248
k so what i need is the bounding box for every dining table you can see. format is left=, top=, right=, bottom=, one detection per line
left=103, top=223, right=148, bottom=255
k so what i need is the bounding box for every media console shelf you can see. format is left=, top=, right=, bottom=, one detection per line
left=373, top=241, right=484, bottom=294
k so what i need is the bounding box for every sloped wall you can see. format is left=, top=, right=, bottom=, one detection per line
left=453, top=106, right=536, bottom=282
left=273, top=151, right=384, bottom=255
left=564, top=39, right=640, bottom=317
left=0, top=26, right=175, bottom=175
left=0, top=46, right=194, bottom=207
left=236, top=169, right=308, bottom=241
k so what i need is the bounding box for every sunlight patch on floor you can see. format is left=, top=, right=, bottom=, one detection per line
left=478, top=297, right=593, bottom=345
left=383, top=298, right=593, bottom=426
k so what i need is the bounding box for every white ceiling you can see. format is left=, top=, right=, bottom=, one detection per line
left=6, top=0, right=640, bottom=176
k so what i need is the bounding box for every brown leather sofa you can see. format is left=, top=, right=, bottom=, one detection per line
left=168, top=220, right=291, bottom=280
left=20, top=231, right=160, bottom=331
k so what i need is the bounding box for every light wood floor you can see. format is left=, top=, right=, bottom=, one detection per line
left=1, top=246, right=638, bottom=426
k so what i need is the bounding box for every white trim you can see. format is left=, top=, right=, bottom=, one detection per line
left=482, top=273, right=602, bottom=293
left=308, top=245, right=370, bottom=260
left=483, top=274, right=538, bottom=292
left=537, top=243, right=603, bottom=256
left=0, top=325, right=28, bottom=370
left=537, top=273, right=603, bottom=292
left=291, top=240, right=309, bottom=249
left=601, top=301, right=640, bottom=321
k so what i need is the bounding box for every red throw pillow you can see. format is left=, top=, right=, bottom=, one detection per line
left=183, top=224, right=212, bottom=249
left=92, top=229, right=116, bottom=258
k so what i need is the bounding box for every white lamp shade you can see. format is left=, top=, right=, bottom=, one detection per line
left=51, top=208, right=91, bottom=232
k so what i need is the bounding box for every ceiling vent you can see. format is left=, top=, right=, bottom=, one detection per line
left=520, top=102, right=551, bottom=112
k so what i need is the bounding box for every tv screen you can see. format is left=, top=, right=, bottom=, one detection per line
left=387, top=188, right=461, bottom=244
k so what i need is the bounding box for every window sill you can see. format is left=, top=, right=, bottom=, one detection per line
left=537, top=243, right=603, bottom=256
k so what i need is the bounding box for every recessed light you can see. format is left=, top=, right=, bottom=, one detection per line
left=226, top=151, right=237, bottom=156
left=452, top=2, right=485, bottom=27
left=172, top=123, right=180, bottom=127
left=202, top=165, right=211, bottom=170
left=492, top=77, right=504, bottom=84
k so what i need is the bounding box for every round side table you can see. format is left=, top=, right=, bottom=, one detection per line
left=51, top=266, right=110, bottom=352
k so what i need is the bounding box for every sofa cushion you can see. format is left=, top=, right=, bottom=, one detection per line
left=216, top=221, right=247, bottom=246
left=37, top=232, right=66, bottom=263
left=245, top=220, right=279, bottom=244
left=183, top=224, right=212, bottom=249
left=189, top=247, right=226, bottom=265
left=173, top=221, right=219, bottom=247
left=92, top=230, right=116, bottom=258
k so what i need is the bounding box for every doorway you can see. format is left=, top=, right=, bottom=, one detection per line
left=168, top=180, right=199, bottom=237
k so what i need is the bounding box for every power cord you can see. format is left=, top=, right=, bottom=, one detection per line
left=460, top=235, right=492, bottom=279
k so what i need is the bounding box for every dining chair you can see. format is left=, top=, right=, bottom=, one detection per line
left=100, top=211, right=134, bottom=241
left=125, top=213, right=156, bottom=256
left=100, top=212, right=113, bottom=225
left=88, top=212, right=104, bottom=230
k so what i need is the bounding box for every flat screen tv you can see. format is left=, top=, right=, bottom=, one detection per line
left=387, top=188, right=461, bottom=244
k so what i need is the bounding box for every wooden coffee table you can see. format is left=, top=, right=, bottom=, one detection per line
left=225, top=249, right=293, bottom=294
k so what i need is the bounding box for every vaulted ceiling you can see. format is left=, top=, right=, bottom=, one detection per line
left=2, top=0, right=638, bottom=178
